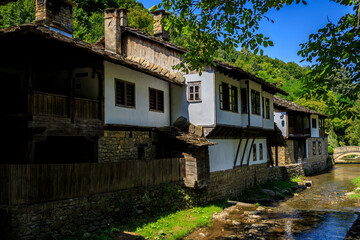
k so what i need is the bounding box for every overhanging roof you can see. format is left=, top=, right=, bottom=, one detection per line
left=274, top=96, right=327, bottom=118
left=0, top=23, right=185, bottom=86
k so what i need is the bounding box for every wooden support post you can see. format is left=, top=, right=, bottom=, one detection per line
left=240, top=135, right=250, bottom=167
left=68, top=69, right=75, bottom=122
left=246, top=135, right=257, bottom=166
left=233, top=134, right=244, bottom=168
left=27, top=57, right=34, bottom=121
left=267, top=140, right=275, bottom=167
left=275, top=145, right=279, bottom=166
left=247, top=81, right=251, bottom=126
left=302, top=116, right=304, bottom=135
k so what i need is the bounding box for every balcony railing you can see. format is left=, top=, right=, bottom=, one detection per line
left=32, top=91, right=100, bottom=120
left=288, top=127, right=310, bottom=136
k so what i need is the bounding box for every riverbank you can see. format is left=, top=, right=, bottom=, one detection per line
left=69, top=178, right=306, bottom=240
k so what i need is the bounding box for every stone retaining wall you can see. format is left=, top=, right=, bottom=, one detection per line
left=0, top=164, right=290, bottom=240
left=304, top=137, right=331, bottom=175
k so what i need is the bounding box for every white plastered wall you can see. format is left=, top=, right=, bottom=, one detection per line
left=171, top=71, right=216, bottom=126
left=104, top=61, right=170, bottom=127
left=310, top=114, right=319, bottom=137
left=274, top=112, right=287, bottom=137
left=208, top=138, right=268, bottom=172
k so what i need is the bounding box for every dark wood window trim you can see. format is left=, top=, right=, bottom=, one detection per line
left=241, top=88, right=248, bottom=114
left=149, top=88, right=164, bottom=112
left=253, top=144, right=257, bottom=161
left=259, top=143, right=263, bottom=160
left=312, top=118, right=316, bottom=128
left=219, top=82, right=238, bottom=113
left=187, top=82, right=201, bottom=102
left=115, top=79, right=135, bottom=108
left=251, top=90, right=261, bottom=116
left=265, top=98, right=270, bottom=119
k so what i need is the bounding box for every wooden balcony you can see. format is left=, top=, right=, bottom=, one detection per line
left=288, top=127, right=310, bottom=137
left=32, top=91, right=101, bottom=120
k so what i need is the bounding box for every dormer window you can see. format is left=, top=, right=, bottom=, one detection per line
left=187, top=82, right=201, bottom=102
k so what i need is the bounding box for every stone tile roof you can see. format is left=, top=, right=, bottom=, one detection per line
left=0, top=0, right=17, bottom=5
left=0, top=23, right=185, bottom=86
left=95, top=26, right=287, bottom=95
left=156, top=126, right=216, bottom=147
left=274, top=96, right=327, bottom=118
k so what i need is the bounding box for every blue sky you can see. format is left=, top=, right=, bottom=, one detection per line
left=139, top=0, right=353, bottom=66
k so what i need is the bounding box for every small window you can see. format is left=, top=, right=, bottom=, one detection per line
left=259, top=143, right=263, bottom=160
left=115, top=79, right=135, bottom=108
left=241, top=88, right=248, bottom=113
left=188, top=82, right=201, bottom=102
left=251, top=90, right=261, bottom=115
left=149, top=88, right=164, bottom=112
left=318, top=142, right=322, bottom=155
left=265, top=98, right=270, bottom=119
left=313, top=141, right=317, bottom=155
left=253, top=144, right=257, bottom=161
left=262, top=97, right=265, bottom=119
left=312, top=118, right=317, bottom=128
left=220, top=82, right=238, bottom=113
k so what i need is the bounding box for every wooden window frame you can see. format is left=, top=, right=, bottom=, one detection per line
left=265, top=98, right=270, bottom=119
left=313, top=141, right=317, bottom=155
left=241, top=88, right=248, bottom=114
left=219, top=82, right=238, bottom=113
left=149, top=88, right=164, bottom=113
left=187, top=81, right=201, bottom=102
left=115, top=79, right=135, bottom=108
left=253, top=144, right=257, bottom=161
left=312, top=118, right=317, bottom=129
left=259, top=143, right=263, bottom=160
left=251, top=90, right=261, bottom=116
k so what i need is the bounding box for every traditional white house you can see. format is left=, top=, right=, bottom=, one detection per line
left=273, top=96, right=329, bottom=174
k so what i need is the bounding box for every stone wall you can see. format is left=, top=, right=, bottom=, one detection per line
left=303, top=137, right=331, bottom=175
left=98, top=130, right=157, bottom=162
left=282, top=163, right=305, bottom=178
left=272, top=140, right=294, bottom=165
left=203, top=164, right=288, bottom=202
left=1, top=163, right=290, bottom=240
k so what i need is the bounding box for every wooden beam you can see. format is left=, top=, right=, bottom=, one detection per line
left=233, top=134, right=244, bottom=168
left=275, top=145, right=279, bottom=166
left=246, top=135, right=257, bottom=166
left=240, top=135, right=250, bottom=167
left=267, top=139, right=275, bottom=167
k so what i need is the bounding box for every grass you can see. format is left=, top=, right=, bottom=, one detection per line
left=133, top=201, right=227, bottom=240
left=349, top=176, right=360, bottom=200
left=69, top=200, right=228, bottom=240
left=290, top=175, right=304, bottom=183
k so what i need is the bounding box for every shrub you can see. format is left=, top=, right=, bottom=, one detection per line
left=328, top=146, right=334, bottom=155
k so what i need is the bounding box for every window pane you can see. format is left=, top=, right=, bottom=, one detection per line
left=157, top=90, right=164, bottom=111
left=259, top=144, right=263, bottom=160
left=126, top=84, right=135, bottom=107
left=241, top=88, right=248, bottom=113
left=115, top=80, right=125, bottom=105
left=190, top=86, right=194, bottom=93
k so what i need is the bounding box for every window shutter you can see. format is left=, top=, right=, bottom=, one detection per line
left=115, top=80, right=125, bottom=105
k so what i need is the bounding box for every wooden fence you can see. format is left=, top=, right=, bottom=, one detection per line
left=0, top=158, right=185, bottom=205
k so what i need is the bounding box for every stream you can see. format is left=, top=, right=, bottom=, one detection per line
left=185, top=164, right=360, bottom=240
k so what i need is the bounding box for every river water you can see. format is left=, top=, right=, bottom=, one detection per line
left=185, top=164, right=360, bottom=240
left=274, top=164, right=360, bottom=239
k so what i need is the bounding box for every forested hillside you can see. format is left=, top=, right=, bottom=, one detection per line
left=1, top=0, right=359, bottom=147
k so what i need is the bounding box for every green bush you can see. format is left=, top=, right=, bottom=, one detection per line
left=328, top=146, right=334, bottom=155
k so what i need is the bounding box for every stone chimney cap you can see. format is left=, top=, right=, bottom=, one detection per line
left=152, top=9, right=170, bottom=16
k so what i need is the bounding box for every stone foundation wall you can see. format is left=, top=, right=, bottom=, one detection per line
left=282, top=163, right=305, bottom=178
left=98, top=130, right=157, bottom=162
left=203, top=164, right=288, bottom=201
left=272, top=140, right=294, bottom=165
left=1, top=163, right=290, bottom=240
left=304, top=137, right=331, bottom=175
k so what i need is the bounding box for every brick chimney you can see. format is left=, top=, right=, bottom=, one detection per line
left=152, top=10, right=170, bottom=41
left=35, top=0, right=75, bottom=37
